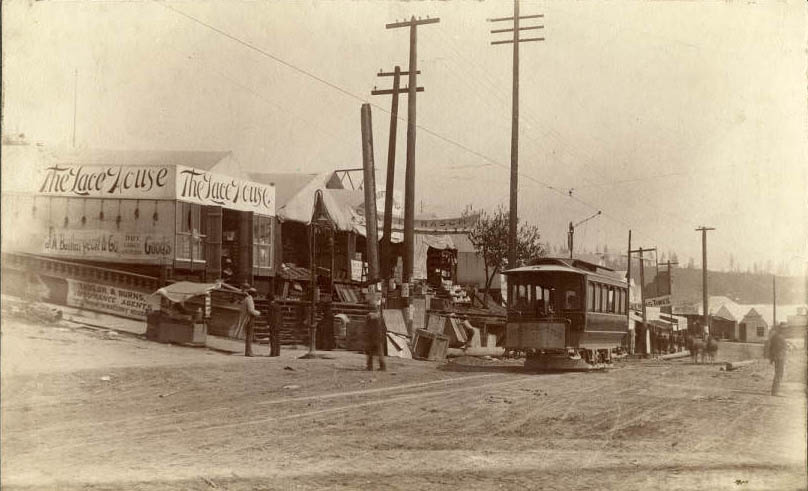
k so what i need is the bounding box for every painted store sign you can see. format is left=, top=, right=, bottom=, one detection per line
left=42, top=229, right=174, bottom=263
left=38, top=165, right=175, bottom=199
left=66, top=279, right=150, bottom=320
left=175, top=165, right=274, bottom=215
left=37, top=164, right=275, bottom=215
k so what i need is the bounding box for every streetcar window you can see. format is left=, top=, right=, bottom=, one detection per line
left=594, top=284, right=602, bottom=311
left=608, top=287, right=615, bottom=312
left=517, top=285, right=526, bottom=309
left=616, top=289, right=623, bottom=314
left=619, top=288, right=626, bottom=314
left=588, top=282, right=596, bottom=311
left=600, top=284, right=608, bottom=312
left=565, top=290, right=578, bottom=310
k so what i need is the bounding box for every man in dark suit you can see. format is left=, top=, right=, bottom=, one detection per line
left=768, top=326, right=788, bottom=396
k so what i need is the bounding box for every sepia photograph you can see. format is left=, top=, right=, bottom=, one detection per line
left=1, top=0, right=806, bottom=489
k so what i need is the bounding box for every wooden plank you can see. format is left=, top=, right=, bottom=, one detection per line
left=382, top=309, right=408, bottom=336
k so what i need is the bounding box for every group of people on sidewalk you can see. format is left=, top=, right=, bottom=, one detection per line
left=236, top=284, right=387, bottom=371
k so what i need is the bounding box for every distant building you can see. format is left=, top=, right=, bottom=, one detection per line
left=738, top=308, right=769, bottom=343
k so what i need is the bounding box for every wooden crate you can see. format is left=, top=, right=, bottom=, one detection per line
left=412, top=328, right=449, bottom=361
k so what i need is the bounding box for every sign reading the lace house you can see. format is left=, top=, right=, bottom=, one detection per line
left=37, top=164, right=275, bottom=215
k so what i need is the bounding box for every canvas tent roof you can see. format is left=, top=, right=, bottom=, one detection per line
left=248, top=172, right=320, bottom=209
left=152, top=281, right=242, bottom=304
left=274, top=171, right=344, bottom=226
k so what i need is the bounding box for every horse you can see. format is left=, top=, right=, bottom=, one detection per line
left=686, top=334, right=707, bottom=364
left=704, top=335, right=719, bottom=362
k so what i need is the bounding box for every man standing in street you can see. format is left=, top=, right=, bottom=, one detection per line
left=768, top=326, right=788, bottom=396
left=239, top=285, right=261, bottom=357
left=365, top=291, right=386, bottom=371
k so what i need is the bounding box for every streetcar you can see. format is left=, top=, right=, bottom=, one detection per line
left=503, top=257, right=629, bottom=370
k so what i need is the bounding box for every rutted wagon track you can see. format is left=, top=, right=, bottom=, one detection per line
left=2, top=317, right=805, bottom=490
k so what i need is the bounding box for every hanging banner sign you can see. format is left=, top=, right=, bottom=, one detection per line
left=175, top=165, right=275, bottom=215
left=42, top=229, right=173, bottom=263
left=37, top=165, right=175, bottom=199
left=66, top=279, right=150, bottom=320
left=384, top=213, right=480, bottom=233
left=645, top=295, right=671, bottom=307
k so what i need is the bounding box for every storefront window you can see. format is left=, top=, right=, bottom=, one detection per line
left=252, top=214, right=273, bottom=275
left=175, top=202, right=206, bottom=264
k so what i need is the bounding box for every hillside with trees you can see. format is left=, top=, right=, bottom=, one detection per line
left=651, top=269, right=806, bottom=305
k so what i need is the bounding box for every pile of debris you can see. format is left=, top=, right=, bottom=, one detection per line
left=410, top=313, right=506, bottom=361
left=1, top=295, right=63, bottom=324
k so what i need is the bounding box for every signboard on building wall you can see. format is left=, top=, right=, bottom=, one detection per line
left=645, top=295, right=671, bottom=307
left=36, top=164, right=275, bottom=215
left=175, top=165, right=275, bottom=215
left=66, top=279, right=150, bottom=320
left=37, top=165, right=175, bottom=199
left=42, top=229, right=174, bottom=263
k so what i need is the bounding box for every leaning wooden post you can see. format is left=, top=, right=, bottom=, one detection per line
left=361, top=103, right=380, bottom=288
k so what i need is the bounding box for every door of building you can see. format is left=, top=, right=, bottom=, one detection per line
left=205, top=206, right=222, bottom=281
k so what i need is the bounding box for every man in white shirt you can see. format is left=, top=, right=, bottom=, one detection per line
left=239, top=285, right=261, bottom=357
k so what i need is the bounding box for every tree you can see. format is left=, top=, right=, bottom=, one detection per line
left=467, top=206, right=545, bottom=307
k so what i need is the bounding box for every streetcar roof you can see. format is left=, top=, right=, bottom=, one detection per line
left=503, top=257, right=626, bottom=285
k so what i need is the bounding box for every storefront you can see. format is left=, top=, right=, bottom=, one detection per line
left=2, top=153, right=277, bottom=292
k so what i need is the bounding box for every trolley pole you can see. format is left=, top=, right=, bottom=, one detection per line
left=696, top=226, right=715, bottom=335
left=489, top=1, right=544, bottom=268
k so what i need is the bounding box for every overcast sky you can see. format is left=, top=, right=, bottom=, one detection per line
left=3, top=0, right=806, bottom=275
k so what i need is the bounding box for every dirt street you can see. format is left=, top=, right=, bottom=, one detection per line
left=2, top=316, right=806, bottom=490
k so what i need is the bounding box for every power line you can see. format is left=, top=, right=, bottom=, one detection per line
left=153, top=1, right=720, bottom=259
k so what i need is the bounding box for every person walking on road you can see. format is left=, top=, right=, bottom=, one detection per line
left=239, top=285, right=261, bottom=357
left=365, top=292, right=386, bottom=371
left=768, top=326, right=788, bottom=396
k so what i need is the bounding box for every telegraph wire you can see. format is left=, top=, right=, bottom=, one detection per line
left=154, top=1, right=726, bottom=259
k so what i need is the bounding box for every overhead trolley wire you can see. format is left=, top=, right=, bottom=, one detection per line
left=155, top=1, right=736, bottom=258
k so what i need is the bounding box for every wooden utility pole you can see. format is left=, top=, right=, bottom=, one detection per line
left=371, top=67, right=423, bottom=280
left=489, top=1, right=543, bottom=269
left=663, top=260, right=679, bottom=295
left=386, top=15, right=439, bottom=291
left=663, top=259, right=679, bottom=308
left=360, top=104, right=380, bottom=284
left=626, top=229, right=632, bottom=312
left=630, top=247, right=656, bottom=355
left=696, top=226, right=715, bottom=335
